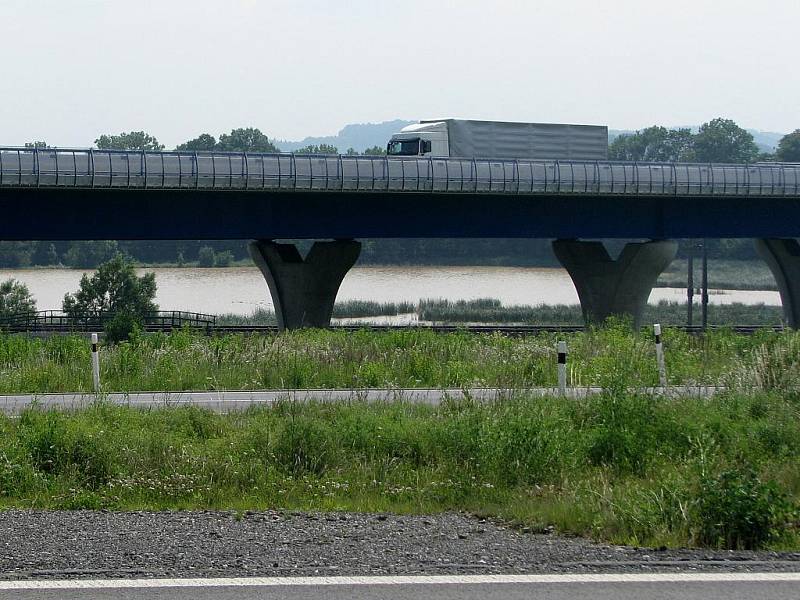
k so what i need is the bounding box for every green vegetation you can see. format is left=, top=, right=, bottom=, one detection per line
left=609, top=118, right=762, bottom=163
left=418, top=299, right=783, bottom=327
left=0, top=279, right=36, bottom=320
left=0, top=324, right=795, bottom=393
left=218, top=297, right=786, bottom=328
left=777, top=129, right=800, bottom=162
left=62, top=255, right=158, bottom=342
left=0, top=391, right=797, bottom=550
left=1, top=326, right=799, bottom=549
left=658, top=258, right=777, bottom=291
left=95, top=131, right=165, bottom=151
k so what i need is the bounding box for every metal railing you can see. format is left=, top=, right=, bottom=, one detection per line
left=0, top=310, right=216, bottom=332
left=1, top=147, right=799, bottom=196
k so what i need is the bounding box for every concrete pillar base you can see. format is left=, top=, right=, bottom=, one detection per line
left=754, top=238, right=800, bottom=328
left=248, top=239, right=361, bottom=331
left=553, top=239, right=678, bottom=328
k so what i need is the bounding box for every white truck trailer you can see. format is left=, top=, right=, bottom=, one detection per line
left=387, top=119, right=608, bottom=160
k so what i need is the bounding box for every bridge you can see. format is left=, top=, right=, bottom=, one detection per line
left=2, top=147, right=800, bottom=329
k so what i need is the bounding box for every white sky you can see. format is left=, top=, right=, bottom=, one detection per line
left=0, top=0, right=797, bottom=148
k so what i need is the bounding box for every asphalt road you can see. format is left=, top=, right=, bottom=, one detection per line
left=0, top=386, right=723, bottom=414
left=2, top=575, right=799, bottom=600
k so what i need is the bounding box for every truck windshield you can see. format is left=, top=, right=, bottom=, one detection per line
left=387, top=139, right=421, bottom=156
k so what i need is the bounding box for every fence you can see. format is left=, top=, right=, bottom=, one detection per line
left=1, top=148, right=799, bottom=196
left=0, top=310, right=216, bottom=333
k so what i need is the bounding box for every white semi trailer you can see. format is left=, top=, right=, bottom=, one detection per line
left=387, top=119, right=608, bottom=160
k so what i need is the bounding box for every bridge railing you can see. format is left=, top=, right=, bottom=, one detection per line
left=1, top=148, right=799, bottom=196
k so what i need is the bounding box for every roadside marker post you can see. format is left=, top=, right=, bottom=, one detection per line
left=91, top=333, right=101, bottom=393
left=654, top=324, right=667, bottom=388
left=557, top=340, right=567, bottom=396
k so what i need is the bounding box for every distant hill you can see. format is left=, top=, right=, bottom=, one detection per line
left=276, top=119, right=414, bottom=153
left=278, top=120, right=787, bottom=154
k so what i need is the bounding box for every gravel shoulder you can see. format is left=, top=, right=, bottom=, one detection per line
left=0, top=510, right=798, bottom=580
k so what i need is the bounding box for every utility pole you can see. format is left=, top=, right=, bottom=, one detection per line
left=687, top=249, right=694, bottom=328
left=701, top=239, right=709, bottom=331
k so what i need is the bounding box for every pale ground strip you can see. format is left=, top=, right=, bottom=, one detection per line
left=0, top=386, right=724, bottom=414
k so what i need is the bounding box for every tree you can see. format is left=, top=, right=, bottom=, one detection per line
left=776, top=130, right=800, bottom=162
left=63, top=241, right=120, bottom=268
left=176, top=133, right=218, bottom=152
left=63, top=254, right=157, bottom=339
left=0, top=242, right=35, bottom=268
left=692, top=118, right=759, bottom=163
left=95, top=131, right=165, bottom=151
left=216, top=128, right=279, bottom=153
left=0, top=279, right=36, bottom=320
left=24, top=141, right=49, bottom=149
left=295, top=143, right=339, bottom=154
left=362, top=145, right=387, bottom=156
left=608, top=126, right=693, bottom=162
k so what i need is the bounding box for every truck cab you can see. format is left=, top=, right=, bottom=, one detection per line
left=386, top=122, right=449, bottom=157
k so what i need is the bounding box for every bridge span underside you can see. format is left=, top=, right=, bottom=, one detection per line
left=2, top=148, right=800, bottom=329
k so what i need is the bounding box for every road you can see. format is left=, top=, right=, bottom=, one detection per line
left=0, top=386, right=723, bottom=414
left=1, top=574, right=799, bottom=600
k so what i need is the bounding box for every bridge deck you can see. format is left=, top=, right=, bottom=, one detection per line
left=2, top=148, right=799, bottom=197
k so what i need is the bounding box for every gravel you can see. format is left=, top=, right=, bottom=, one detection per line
left=0, top=510, right=798, bottom=580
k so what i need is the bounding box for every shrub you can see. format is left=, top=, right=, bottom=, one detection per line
left=214, top=250, right=234, bottom=267
left=693, top=467, right=796, bottom=549
left=197, top=246, right=215, bottom=267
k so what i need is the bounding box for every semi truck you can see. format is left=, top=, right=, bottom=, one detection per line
left=386, top=119, right=608, bottom=160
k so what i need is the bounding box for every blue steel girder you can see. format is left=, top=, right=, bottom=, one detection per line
left=0, top=187, right=799, bottom=240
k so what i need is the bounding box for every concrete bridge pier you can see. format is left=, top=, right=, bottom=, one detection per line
left=755, top=238, right=800, bottom=328
left=248, top=239, right=361, bottom=331
left=552, top=239, right=678, bottom=328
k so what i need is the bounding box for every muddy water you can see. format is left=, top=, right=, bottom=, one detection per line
left=0, top=266, right=781, bottom=316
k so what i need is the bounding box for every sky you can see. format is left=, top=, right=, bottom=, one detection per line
left=0, top=0, right=797, bottom=148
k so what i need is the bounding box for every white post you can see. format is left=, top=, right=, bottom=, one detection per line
left=654, top=323, right=667, bottom=388
left=91, top=333, right=101, bottom=393
left=557, top=340, right=567, bottom=396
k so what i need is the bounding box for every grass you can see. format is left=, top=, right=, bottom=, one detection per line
left=0, top=324, right=795, bottom=393
left=419, top=299, right=785, bottom=326
left=1, top=326, right=800, bottom=550
left=0, top=391, right=797, bottom=550
left=658, top=259, right=777, bottom=291
left=216, top=298, right=785, bottom=327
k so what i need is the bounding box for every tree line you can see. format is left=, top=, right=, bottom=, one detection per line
left=3, top=118, right=798, bottom=269
left=609, top=118, right=800, bottom=163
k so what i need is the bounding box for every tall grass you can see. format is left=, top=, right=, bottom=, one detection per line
left=0, top=325, right=794, bottom=393
left=419, top=298, right=784, bottom=326
left=0, top=392, right=797, bottom=549
left=217, top=298, right=783, bottom=327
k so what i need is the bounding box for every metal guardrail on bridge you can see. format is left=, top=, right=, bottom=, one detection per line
left=1, top=148, right=799, bottom=196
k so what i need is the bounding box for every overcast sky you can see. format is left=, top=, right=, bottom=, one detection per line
left=1, top=0, right=797, bottom=148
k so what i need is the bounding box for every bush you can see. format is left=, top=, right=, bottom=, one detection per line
left=214, top=250, right=234, bottom=267
left=693, top=467, right=796, bottom=549
left=197, top=246, right=215, bottom=267
left=104, top=312, right=142, bottom=345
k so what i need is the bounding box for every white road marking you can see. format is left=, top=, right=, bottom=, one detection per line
left=1, top=573, right=799, bottom=590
